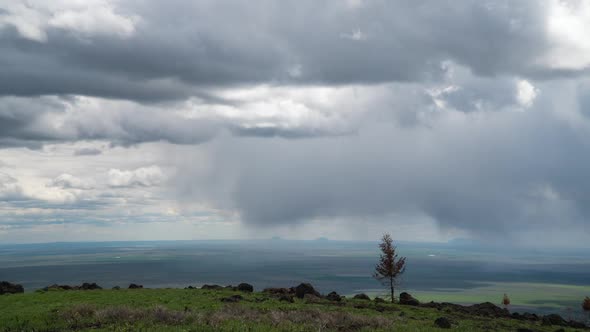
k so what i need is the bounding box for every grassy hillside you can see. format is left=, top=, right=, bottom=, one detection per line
left=0, top=287, right=587, bottom=332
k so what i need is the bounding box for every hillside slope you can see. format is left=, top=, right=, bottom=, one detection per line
left=0, top=285, right=588, bottom=331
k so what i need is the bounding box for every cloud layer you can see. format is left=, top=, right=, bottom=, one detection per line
left=1, top=0, right=590, bottom=246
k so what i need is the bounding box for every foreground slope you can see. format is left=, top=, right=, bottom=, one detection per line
left=0, top=287, right=587, bottom=331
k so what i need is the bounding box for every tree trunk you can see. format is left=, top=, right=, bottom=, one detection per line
left=390, top=277, right=394, bottom=303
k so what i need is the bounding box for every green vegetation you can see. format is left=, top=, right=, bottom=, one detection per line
left=405, top=282, right=590, bottom=309
left=0, top=288, right=585, bottom=331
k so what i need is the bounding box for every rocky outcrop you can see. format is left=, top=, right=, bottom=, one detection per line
left=80, top=283, right=102, bottom=290
left=511, top=312, right=539, bottom=321
left=434, top=317, right=451, bottom=329
left=399, top=292, right=420, bottom=306
left=42, top=283, right=101, bottom=291
left=325, top=291, right=342, bottom=302
left=294, top=283, right=320, bottom=299
left=201, top=284, right=223, bottom=290
left=263, top=288, right=291, bottom=295
left=237, top=283, right=254, bottom=293
left=0, top=281, right=24, bottom=295
left=353, top=293, right=371, bottom=301
left=128, top=283, right=143, bottom=289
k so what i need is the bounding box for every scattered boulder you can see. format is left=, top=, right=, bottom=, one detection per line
left=353, top=293, right=371, bottom=301
left=304, top=293, right=322, bottom=304
left=374, top=297, right=385, bottom=303
left=263, top=288, right=291, bottom=295
left=0, top=281, right=24, bottom=295
left=237, top=283, right=254, bottom=293
left=80, top=282, right=102, bottom=290
left=112, top=286, right=121, bottom=290
left=42, top=283, right=101, bottom=291
left=128, top=283, right=143, bottom=289
left=511, top=312, right=539, bottom=321
left=399, top=292, right=420, bottom=306
left=43, top=284, right=71, bottom=291
left=434, top=317, right=452, bottom=329
left=221, top=294, right=243, bottom=303
left=468, top=302, right=510, bottom=318
left=201, top=284, right=223, bottom=290
left=325, top=291, right=342, bottom=302
left=542, top=314, right=566, bottom=327
left=294, top=283, right=320, bottom=299
left=185, top=286, right=196, bottom=289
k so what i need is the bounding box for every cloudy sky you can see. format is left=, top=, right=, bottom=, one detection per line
left=1, top=0, right=590, bottom=247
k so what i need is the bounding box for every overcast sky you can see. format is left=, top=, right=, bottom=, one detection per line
left=1, top=0, right=590, bottom=247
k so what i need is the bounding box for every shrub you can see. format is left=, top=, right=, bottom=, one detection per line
left=502, top=294, right=510, bottom=307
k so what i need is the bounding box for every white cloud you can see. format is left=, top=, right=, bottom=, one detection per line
left=543, top=0, right=590, bottom=69
left=0, top=172, right=23, bottom=199
left=50, top=173, right=94, bottom=189
left=340, top=28, right=366, bottom=41
left=516, top=79, right=538, bottom=108
left=108, top=166, right=165, bottom=188
left=0, top=0, right=138, bottom=42
left=48, top=2, right=138, bottom=38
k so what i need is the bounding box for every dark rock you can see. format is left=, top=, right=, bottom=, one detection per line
left=374, top=297, right=385, bottom=303
left=128, top=283, right=143, bottom=289
left=221, top=294, right=243, bottom=303
left=278, top=294, right=294, bottom=303
left=0, top=281, right=24, bottom=295
left=43, top=284, right=72, bottom=291
left=304, top=293, right=322, bottom=303
left=516, top=329, right=534, bottom=332
left=294, top=283, right=320, bottom=299
left=521, top=312, right=539, bottom=321
left=263, top=287, right=291, bottom=295
left=542, top=314, right=566, bottom=326
left=434, top=317, right=451, bottom=329
left=468, top=302, right=510, bottom=318
left=80, top=282, right=102, bottom=290
left=325, top=291, right=342, bottom=302
left=353, top=293, right=371, bottom=301
left=201, top=284, right=223, bottom=290
left=566, top=320, right=586, bottom=328
left=112, top=286, right=121, bottom=290
left=237, top=283, right=254, bottom=293
left=43, top=283, right=102, bottom=291
left=399, top=292, right=420, bottom=306
left=185, top=286, right=195, bottom=289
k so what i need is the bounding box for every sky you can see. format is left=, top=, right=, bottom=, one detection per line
left=1, top=0, right=590, bottom=247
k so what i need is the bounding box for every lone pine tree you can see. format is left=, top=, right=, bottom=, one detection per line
left=373, top=233, right=406, bottom=303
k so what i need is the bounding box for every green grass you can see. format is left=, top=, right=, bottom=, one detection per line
left=0, top=288, right=586, bottom=331
left=407, top=282, right=590, bottom=309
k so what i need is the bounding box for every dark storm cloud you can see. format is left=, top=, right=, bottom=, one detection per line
left=173, top=84, right=590, bottom=240
left=0, top=0, right=562, bottom=102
